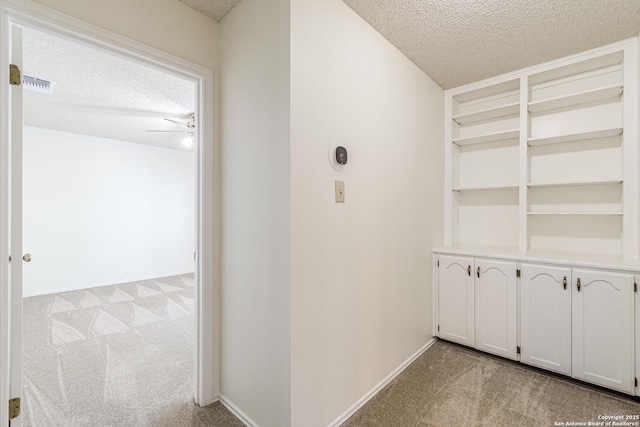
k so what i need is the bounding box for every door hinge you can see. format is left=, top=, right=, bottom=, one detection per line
left=9, top=397, right=20, bottom=420
left=9, top=64, right=21, bottom=85
left=516, top=346, right=521, bottom=354
left=516, top=269, right=521, bottom=278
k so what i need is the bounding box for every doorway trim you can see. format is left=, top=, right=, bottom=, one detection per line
left=0, top=0, right=218, bottom=421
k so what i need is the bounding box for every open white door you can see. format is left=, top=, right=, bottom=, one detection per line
left=7, top=24, right=23, bottom=427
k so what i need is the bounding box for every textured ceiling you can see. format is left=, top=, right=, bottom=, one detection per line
left=178, top=0, right=242, bottom=21
left=23, top=28, right=195, bottom=150
left=342, top=0, right=640, bottom=89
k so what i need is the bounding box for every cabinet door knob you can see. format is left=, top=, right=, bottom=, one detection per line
left=477, top=266, right=480, bottom=278
left=577, top=278, right=581, bottom=292
left=22, top=253, right=31, bottom=263
left=468, top=265, right=471, bottom=276
left=563, top=276, right=567, bottom=290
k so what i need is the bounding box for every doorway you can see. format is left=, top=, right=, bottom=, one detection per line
left=21, top=26, right=198, bottom=425
left=1, top=3, right=217, bottom=426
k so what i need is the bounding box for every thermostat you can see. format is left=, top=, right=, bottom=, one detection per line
left=329, top=142, right=348, bottom=171
left=335, top=146, right=347, bottom=165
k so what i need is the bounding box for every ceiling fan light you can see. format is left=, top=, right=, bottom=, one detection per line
left=182, top=135, right=194, bottom=148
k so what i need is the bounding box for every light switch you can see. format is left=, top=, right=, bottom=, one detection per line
left=335, top=180, right=345, bottom=203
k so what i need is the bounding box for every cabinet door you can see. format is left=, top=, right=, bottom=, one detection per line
left=438, top=255, right=474, bottom=347
left=520, top=263, right=571, bottom=375
left=475, top=258, right=517, bottom=359
left=572, top=269, right=634, bottom=394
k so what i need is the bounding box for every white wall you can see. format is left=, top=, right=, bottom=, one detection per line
left=289, top=1, right=444, bottom=426
left=30, top=0, right=219, bottom=71
left=22, top=127, right=195, bottom=296
left=220, top=0, right=291, bottom=426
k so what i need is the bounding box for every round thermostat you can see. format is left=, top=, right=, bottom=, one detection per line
left=329, top=142, right=347, bottom=172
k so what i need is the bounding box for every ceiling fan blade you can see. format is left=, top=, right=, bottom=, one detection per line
left=163, top=118, right=193, bottom=129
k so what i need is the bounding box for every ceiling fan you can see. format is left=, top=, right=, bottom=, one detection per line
left=146, top=113, right=195, bottom=147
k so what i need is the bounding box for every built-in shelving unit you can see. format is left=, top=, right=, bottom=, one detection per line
left=447, top=78, right=521, bottom=249
left=444, top=38, right=639, bottom=261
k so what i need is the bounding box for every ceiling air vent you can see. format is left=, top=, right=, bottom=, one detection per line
left=23, top=75, right=55, bottom=94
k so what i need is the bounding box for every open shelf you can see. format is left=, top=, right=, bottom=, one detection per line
left=452, top=185, right=518, bottom=192
left=528, top=84, right=623, bottom=114
left=527, top=127, right=623, bottom=147
left=527, top=179, right=622, bottom=188
left=453, top=79, right=520, bottom=104
left=528, top=52, right=623, bottom=86
left=453, top=129, right=519, bottom=146
left=445, top=41, right=636, bottom=260
left=453, top=102, right=519, bottom=125
left=527, top=211, right=623, bottom=216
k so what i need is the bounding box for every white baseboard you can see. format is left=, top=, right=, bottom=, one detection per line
left=328, top=337, right=438, bottom=427
left=219, top=395, right=260, bottom=427
left=22, top=270, right=194, bottom=297
left=213, top=339, right=438, bottom=427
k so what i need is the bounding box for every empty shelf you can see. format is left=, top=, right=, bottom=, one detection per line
left=453, top=185, right=519, bottom=192
left=527, top=211, right=623, bottom=216
left=527, top=179, right=623, bottom=188
left=452, top=129, right=519, bottom=146
left=528, top=127, right=623, bottom=147
left=453, top=102, right=520, bottom=125
left=528, top=84, right=623, bottom=113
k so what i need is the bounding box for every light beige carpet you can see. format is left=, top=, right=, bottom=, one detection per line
left=23, top=274, right=243, bottom=427
left=343, top=340, right=640, bottom=426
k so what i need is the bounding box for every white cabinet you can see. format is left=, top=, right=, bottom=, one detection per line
left=437, top=256, right=517, bottom=359
left=474, top=259, right=517, bottom=359
left=437, top=255, right=474, bottom=347
left=436, top=251, right=639, bottom=395
left=571, top=268, right=634, bottom=393
left=520, top=263, right=571, bottom=375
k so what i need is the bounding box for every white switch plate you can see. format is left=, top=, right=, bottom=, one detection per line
left=335, top=180, right=345, bottom=203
